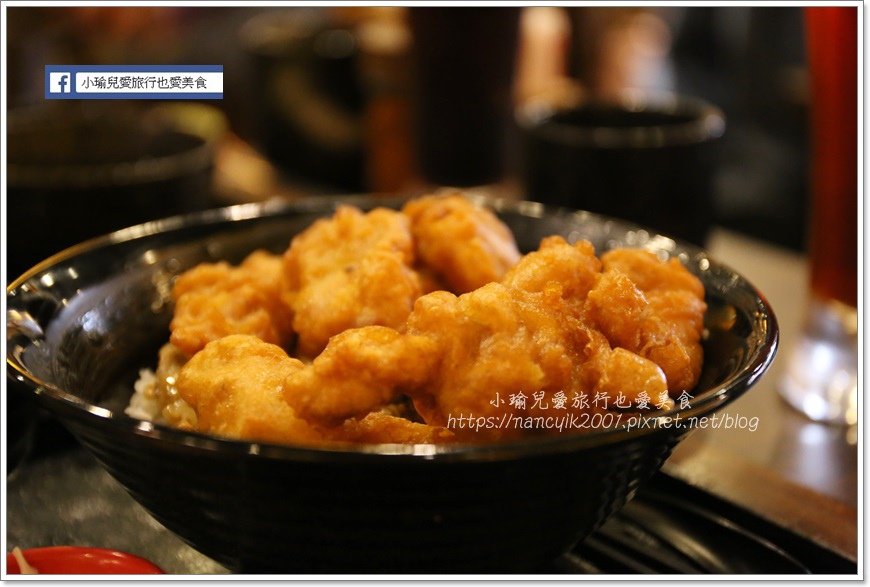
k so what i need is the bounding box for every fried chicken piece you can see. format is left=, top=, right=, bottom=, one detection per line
left=170, top=250, right=292, bottom=357
left=504, top=239, right=673, bottom=405
left=158, top=202, right=704, bottom=446
left=589, top=342, right=670, bottom=407
left=586, top=249, right=706, bottom=393
left=175, top=334, right=327, bottom=445
left=403, top=193, right=521, bottom=294
left=405, top=283, right=599, bottom=441
left=502, top=236, right=601, bottom=303
left=175, top=332, right=450, bottom=446
left=402, top=238, right=691, bottom=441
left=600, top=248, right=705, bottom=295
left=341, top=412, right=455, bottom=444
left=282, top=206, right=421, bottom=358
left=282, top=326, right=439, bottom=425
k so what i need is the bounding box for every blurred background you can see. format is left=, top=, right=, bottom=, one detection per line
left=6, top=6, right=810, bottom=259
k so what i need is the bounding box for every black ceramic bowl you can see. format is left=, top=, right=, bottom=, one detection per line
left=517, top=91, right=725, bottom=246
left=6, top=197, right=777, bottom=573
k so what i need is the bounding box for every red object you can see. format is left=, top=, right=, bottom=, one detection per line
left=6, top=547, right=163, bottom=575
left=804, top=7, right=859, bottom=307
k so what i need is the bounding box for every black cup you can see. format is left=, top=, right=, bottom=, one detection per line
left=518, top=91, right=725, bottom=246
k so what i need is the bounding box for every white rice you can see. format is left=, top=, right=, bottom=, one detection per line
left=125, top=369, right=166, bottom=423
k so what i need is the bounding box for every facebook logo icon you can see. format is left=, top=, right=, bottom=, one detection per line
left=48, top=72, right=72, bottom=94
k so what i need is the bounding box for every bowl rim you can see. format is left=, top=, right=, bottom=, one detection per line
left=516, top=89, right=727, bottom=149
left=6, top=195, right=779, bottom=463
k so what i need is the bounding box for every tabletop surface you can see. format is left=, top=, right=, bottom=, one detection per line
left=665, top=227, right=859, bottom=562
left=673, top=227, right=858, bottom=510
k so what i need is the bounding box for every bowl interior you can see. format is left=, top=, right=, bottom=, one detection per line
left=6, top=196, right=778, bottom=459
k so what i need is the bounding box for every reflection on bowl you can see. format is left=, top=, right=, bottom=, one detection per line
left=6, top=197, right=777, bottom=573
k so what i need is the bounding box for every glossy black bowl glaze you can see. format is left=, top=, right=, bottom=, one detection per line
left=6, top=196, right=778, bottom=573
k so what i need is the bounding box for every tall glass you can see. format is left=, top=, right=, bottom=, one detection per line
left=408, top=8, right=521, bottom=187
left=780, top=7, right=858, bottom=424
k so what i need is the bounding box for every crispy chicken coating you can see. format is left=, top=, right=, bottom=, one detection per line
left=341, top=412, right=455, bottom=444
left=175, top=333, right=451, bottom=445
left=282, top=326, right=439, bottom=425
left=402, top=238, right=696, bottom=441
left=405, top=284, right=589, bottom=441
left=170, top=250, right=292, bottom=357
left=281, top=206, right=421, bottom=358
left=502, top=236, right=601, bottom=304
left=175, top=334, right=325, bottom=445
left=587, top=249, right=706, bottom=393
left=403, top=194, right=522, bottom=294
left=505, top=237, right=674, bottom=401
left=589, top=343, right=670, bottom=407
left=141, top=196, right=707, bottom=446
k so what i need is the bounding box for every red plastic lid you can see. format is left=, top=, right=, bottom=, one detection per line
left=6, top=546, right=164, bottom=575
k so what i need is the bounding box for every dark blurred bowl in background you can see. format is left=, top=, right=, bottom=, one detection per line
left=7, top=102, right=226, bottom=281
left=6, top=196, right=777, bottom=573
left=517, top=90, right=725, bottom=246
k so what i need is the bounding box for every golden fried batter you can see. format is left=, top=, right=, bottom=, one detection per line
left=282, top=206, right=421, bottom=358
left=587, top=249, right=706, bottom=392
left=404, top=194, right=521, bottom=294
left=174, top=332, right=450, bottom=445
left=170, top=250, right=292, bottom=357
left=138, top=195, right=707, bottom=446
left=341, top=412, right=455, bottom=444
left=401, top=238, right=698, bottom=441
left=502, top=236, right=601, bottom=303
left=404, top=284, right=588, bottom=441
left=282, top=326, right=439, bottom=425
left=175, top=334, right=326, bottom=445
left=590, top=344, right=669, bottom=407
